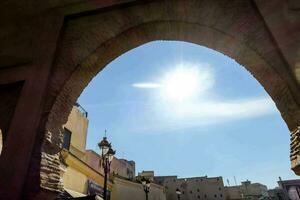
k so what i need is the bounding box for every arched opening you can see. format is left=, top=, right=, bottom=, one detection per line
left=41, top=0, right=300, bottom=195
left=57, top=40, right=298, bottom=199
left=0, top=1, right=300, bottom=199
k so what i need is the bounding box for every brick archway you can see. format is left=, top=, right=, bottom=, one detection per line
left=0, top=0, right=299, bottom=199
left=43, top=1, right=300, bottom=194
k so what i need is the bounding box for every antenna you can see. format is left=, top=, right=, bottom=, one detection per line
left=104, top=129, right=107, bottom=137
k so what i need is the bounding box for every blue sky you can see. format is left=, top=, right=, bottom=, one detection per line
left=78, top=41, right=298, bottom=188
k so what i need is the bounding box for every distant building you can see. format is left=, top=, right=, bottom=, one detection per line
left=268, top=188, right=287, bottom=200
left=85, top=150, right=135, bottom=180
left=112, top=175, right=166, bottom=200
left=278, top=178, right=300, bottom=200
left=153, top=174, right=225, bottom=200
left=138, top=171, right=155, bottom=182
left=225, top=180, right=269, bottom=200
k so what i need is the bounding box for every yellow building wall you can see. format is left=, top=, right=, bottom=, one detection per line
left=62, top=151, right=113, bottom=195
left=64, top=106, right=89, bottom=159
left=62, top=106, right=114, bottom=197
left=63, top=166, right=88, bottom=194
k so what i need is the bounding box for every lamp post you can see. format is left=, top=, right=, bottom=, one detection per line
left=176, top=188, right=181, bottom=200
left=141, top=177, right=151, bottom=200
left=98, top=136, right=115, bottom=200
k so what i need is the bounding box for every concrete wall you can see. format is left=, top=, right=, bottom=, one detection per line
left=154, top=176, right=225, bottom=200
left=112, top=177, right=166, bottom=200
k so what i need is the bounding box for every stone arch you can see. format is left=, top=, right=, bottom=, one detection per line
left=41, top=0, right=300, bottom=192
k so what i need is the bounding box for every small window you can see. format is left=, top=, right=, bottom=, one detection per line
left=204, top=194, right=207, bottom=198
left=182, top=191, right=184, bottom=194
left=214, top=194, right=217, bottom=198
left=219, top=187, right=221, bottom=191
left=198, top=195, right=200, bottom=199
left=63, top=128, right=72, bottom=150
left=197, top=189, right=200, bottom=192
left=220, top=194, right=223, bottom=197
left=190, top=191, right=192, bottom=194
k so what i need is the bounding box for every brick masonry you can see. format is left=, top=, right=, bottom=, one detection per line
left=0, top=0, right=299, bottom=199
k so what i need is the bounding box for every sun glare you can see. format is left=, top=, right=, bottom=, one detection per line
left=161, top=64, right=213, bottom=102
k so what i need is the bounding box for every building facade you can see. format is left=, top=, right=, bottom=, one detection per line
left=61, top=105, right=113, bottom=198
left=153, top=174, right=225, bottom=200
left=112, top=176, right=166, bottom=200
left=225, top=180, right=269, bottom=200
left=268, top=188, right=287, bottom=200
left=278, top=178, right=300, bottom=200
left=85, top=150, right=136, bottom=180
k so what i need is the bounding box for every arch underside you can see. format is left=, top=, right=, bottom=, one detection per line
left=41, top=0, right=300, bottom=193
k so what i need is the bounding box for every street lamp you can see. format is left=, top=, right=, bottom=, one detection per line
left=141, top=177, right=151, bottom=200
left=98, top=136, right=115, bottom=200
left=176, top=188, right=181, bottom=200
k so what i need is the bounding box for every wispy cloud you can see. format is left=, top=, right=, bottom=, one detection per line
left=126, top=97, right=278, bottom=134
left=132, top=82, right=161, bottom=88
left=174, top=97, right=276, bottom=119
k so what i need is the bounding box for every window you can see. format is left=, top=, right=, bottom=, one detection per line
left=197, top=189, right=200, bottom=192
left=219, top=187, right=222, bottom=191
left=220, top=194, right=223, bottom=197
left=197, top=195, right=200, bottom=199
left=214, top=194, right=217, bottom=198
left=63, top=128, right=72, bottom=150
left=190, top=191, right=192, bottom=194
left=204, top=194, right=207, bottom=198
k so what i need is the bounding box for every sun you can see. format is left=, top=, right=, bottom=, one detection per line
left=162, top=66, right=201, bottom=102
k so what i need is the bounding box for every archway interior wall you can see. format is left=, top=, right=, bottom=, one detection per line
left=42, top=0, right=300, bottom=193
